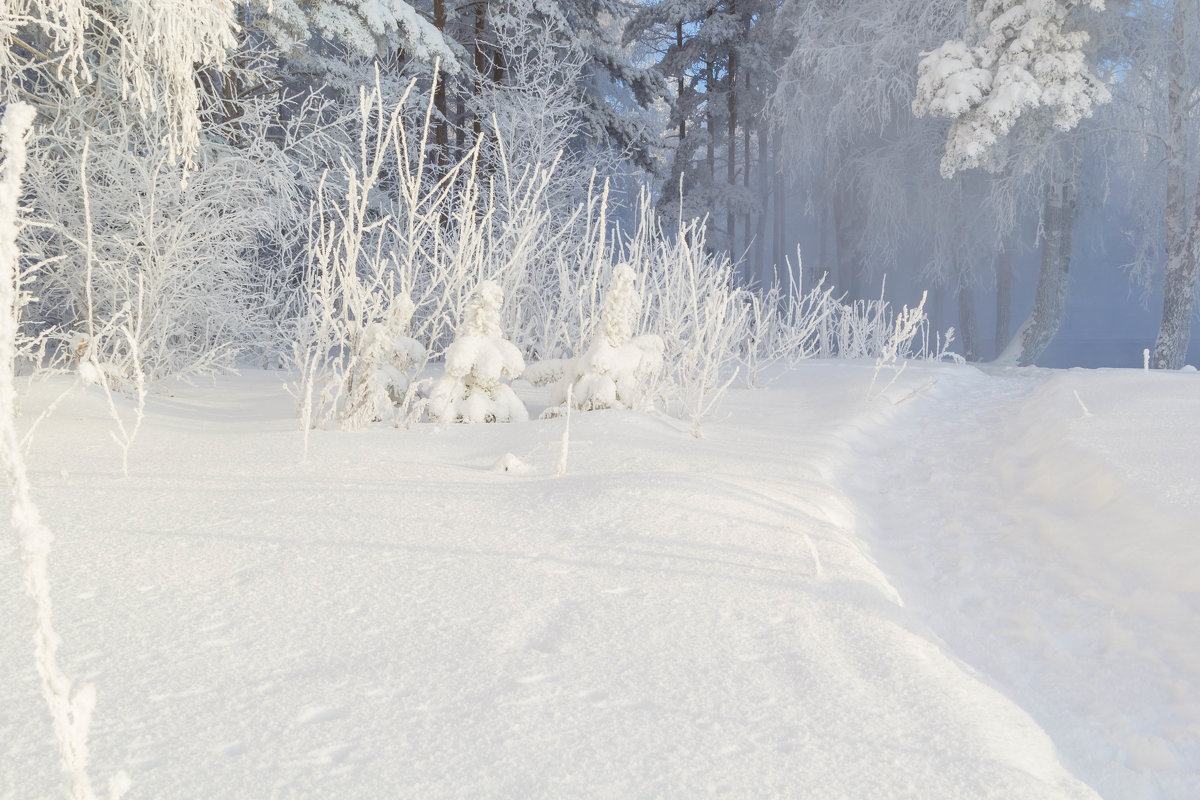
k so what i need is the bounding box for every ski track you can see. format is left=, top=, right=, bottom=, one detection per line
left=845, top=366, right=1200, bottom=799
left=2, top=364, right=1190, bottom=797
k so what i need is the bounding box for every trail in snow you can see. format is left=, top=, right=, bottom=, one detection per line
left=846, top=365, right=1200, bottom=799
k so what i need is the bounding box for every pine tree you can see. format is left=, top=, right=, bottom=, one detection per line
left=427, top=280, right=529, bottom=423
left=552, top=263, right=664, bottom=410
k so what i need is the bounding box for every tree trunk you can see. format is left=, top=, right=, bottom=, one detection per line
left=995, top=145, right=1082, bottom=366
left=676, top=23, right=686, bottom=145
left=455, top=93, right=465, bottom=161
left=834, top=182, right=862, bottom=301
left=706, top=59, right=716, bottom=247
left=755, top=120, right=768, bottom=284
left=727, top=48, right=737, bottom=263
left=433, top=0, right=447, bottom=171
left=1153, top=2, right=1198, bottom=369
left=742, top=81, right=752, bottom=284
left=957, top=279, right=980, bottom=362
left=772, top=124, right=784, bottom=271
left=473, top=5, right=486, bottom=141
left=994, top=247, right=1012, bottom=358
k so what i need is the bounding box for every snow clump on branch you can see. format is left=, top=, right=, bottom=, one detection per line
left=913, top=0, right=1110, bottom=177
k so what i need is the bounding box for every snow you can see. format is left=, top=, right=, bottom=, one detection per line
left=3, top=360, right=1198, bottom=797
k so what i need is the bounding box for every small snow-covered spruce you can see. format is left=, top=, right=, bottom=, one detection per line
left=551, top=263, right=664, bottom=412
left=343, top=293, right=425, bottom=428
left=427, top=280, right=528, bottom=423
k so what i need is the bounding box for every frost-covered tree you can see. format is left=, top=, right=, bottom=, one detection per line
left=627, top=0, right=783, bottom=263
left=913, top=0, right=1111, bottom=178
left=262, top=0, right=457, bottom=65
left=772, top=0, right=1018, bottom=343
left=2, top=96, right=129, bottom=800
left=15, top=43, right=310, bottom=382
left=488, top=0, right=661, bottom=171
left=1, top=0, right=238, bottom=167
left=552, top=263, right=664, bottom=410
left=1101, top=0, right=1200, bottom=369
left=427, top=280, right=528, bottom=423
left=913, top=0, right=1110, bottom=366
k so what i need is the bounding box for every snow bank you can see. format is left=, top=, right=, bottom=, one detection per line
left=5, top=361, right=1196, bottom=797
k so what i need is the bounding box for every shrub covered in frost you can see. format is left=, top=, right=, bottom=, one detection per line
left=427, top=280, right=528, bottom=423
left=552, top=263, right=663, bottom=411
left=342, top=293, right=425, bottom=427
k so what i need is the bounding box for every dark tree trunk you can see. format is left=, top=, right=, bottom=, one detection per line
left=1153, top=2, right=1199, bottom=369
left=996, top=145, right=1082, bottom=366
left=994, top=247, right=1012, bottom=359
left=433, top=0, right=447, bottom=171
left=957, top=279, right=980, bottom=362
left=755, top=120, right=768, bottom=284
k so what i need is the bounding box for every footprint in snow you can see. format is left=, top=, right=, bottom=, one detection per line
left=215, top=741, right=246, bottom=757
left=296, top=705, right=347, bottom=724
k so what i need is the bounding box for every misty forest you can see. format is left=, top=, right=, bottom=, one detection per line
left=3, top=1, right=1200, bottom=799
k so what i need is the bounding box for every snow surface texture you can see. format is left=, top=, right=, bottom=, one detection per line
left=2, top=361, right=1197, bottom=798
left=552, top=263, right=663, bottom=412
left=426, top=280, right=528, bottom=424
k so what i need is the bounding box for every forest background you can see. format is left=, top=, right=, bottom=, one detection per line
left=3, top=0, right=1200, bottom=392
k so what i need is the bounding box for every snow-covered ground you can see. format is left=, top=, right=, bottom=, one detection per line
left=2, top=361, right=1197, bottom=798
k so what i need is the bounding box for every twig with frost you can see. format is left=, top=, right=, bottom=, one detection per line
left=1073, top=390, right=1092, bottom=418
left=1, top=102, right=129, bottom=800
left=557, top=384, right=571, bottom=477
left=867, top=291, right=931, bottom=402
left=78, top=139, right=147, bottom=477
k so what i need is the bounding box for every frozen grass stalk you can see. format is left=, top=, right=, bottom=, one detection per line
left=1, top=102, right=129, bottom=800
left=557, top=384, right=572, bottom=477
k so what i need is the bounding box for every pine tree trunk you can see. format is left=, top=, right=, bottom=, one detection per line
left=455, top=94, right=465, bottom=161
left=742, top=93, right=752, bottom=284
left=677, top=23, right=686, bottom=145
left=1153, top=3, right=1198, bottom=369
left=773, top=125, right=785, bottom=271
left=755, top=122, right=768, bottom=284
left=706, top=59, right=716, bottom=247
left=433, top=0, right=447, bottom=171
left=473, top=6, right=486, bottom=141
left=727, top=48, right=737, bottom=263
left=834, top=182, right=859, bottom=300
left=994, top=247, right=1012, bottom=358
left=995, top=145, right=1082, bottom=366
left=957, top=279, right=980, bottom=362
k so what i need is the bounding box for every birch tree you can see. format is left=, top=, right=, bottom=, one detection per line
left=1108, top=0, right=1200, bottom=369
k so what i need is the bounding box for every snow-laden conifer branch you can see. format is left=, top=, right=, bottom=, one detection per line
left=914, top=0, right=1110, bottom=176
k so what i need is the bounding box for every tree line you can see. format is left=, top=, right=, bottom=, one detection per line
left=1, top=0, right=1197, bottom=369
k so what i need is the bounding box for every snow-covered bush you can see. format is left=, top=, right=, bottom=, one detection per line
left=427, top=280, right=528, bottom=423
left=341, top=293, right=425, bottom=428
left=619, top=206, right=750, bottom=436
left=740, top=263, right=840, bottom=386
left=289, top=73, right=563, bottom=433
left=551, top=263, right=663, bottom=411
left=19, top=46, right=303, bottom=384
